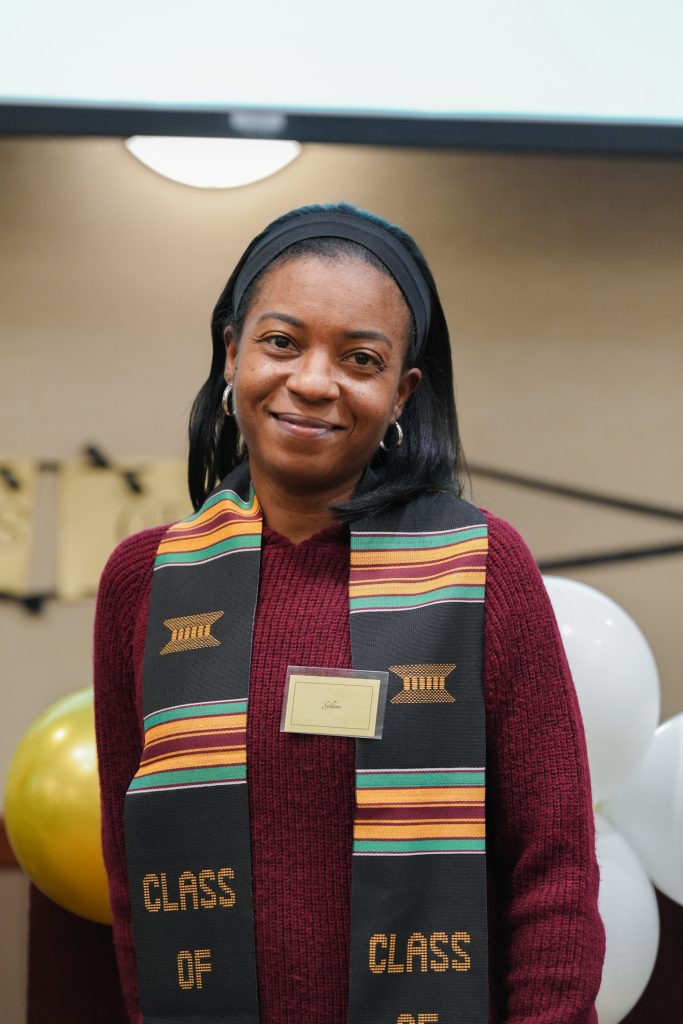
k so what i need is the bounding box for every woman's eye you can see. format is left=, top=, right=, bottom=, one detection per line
left=269, top=335, right=293, bottom=350
left=350, top=351, right=382, bottom=369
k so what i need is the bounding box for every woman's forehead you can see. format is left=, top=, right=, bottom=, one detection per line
left=247, top=254, right=411, bottom=331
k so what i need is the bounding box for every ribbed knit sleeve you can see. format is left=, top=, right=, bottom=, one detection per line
left=480, top=508, right=606, bottom=1024
left=93, top=526, right=167, bottom=1024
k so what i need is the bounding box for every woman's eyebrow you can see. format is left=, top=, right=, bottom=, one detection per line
left=255, top=310, right=306, bottom=329
left=254, top=311, right=392, bottom=348
left=344, top=329, right=392, bottom=348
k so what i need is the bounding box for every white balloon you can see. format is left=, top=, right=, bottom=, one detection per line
left=594, top=812, right=659, bottom=1024
left=601, top=713, right=683, bottom=905
left=542, top=576, right=660, bottom=802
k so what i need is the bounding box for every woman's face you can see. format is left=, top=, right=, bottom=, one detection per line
left=224, top=254, right=422, bottom=498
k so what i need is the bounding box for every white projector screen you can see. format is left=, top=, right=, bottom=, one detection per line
left=1, top=0, right=682, bottom=153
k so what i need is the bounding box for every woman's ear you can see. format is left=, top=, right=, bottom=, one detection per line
left=393, top=366, right=422, bottom=421
left=224, top=326, right=237, bottom=381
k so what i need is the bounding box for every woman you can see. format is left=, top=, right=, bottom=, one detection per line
left=94, top=201, right=605, bottom=1024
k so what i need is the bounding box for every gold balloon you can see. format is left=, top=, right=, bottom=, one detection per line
left=4, top=687, right=113, bottom=924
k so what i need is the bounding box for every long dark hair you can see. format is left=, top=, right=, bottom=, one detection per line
left=188, top=201, right=470, bottom=518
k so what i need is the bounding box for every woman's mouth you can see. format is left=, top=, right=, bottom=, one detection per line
left=269, top=412, right=342, bottom=438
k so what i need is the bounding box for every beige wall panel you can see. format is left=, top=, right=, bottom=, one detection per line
left=0, top=140, right=679, bottom=774
left=0, top=136, right=681, bottom=728
left=0, top=135, right=680, bottom=724
left=0, top=137, right=681, bottom=1019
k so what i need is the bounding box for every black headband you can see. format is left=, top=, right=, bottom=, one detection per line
left=232, top=211, right=431, bottom=356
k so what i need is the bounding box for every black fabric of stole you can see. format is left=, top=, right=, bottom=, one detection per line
left=123, top=462, right=489, bottom=1024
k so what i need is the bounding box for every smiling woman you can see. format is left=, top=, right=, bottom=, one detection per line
left=93, top=202, right=605, bottom=1024
left=222, top=254, right=420, bottom=540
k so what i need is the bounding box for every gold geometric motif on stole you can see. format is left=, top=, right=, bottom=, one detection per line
left=160, top=611, right=224, bottom=655
left=389, top=664, right=456, bottom=704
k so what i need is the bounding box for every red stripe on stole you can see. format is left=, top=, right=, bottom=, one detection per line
left=164, top=507, right=258, bottom=543
left=354, top=805, right=485, bottom=821
left=141, top=730, right=247, bottom=764
left=351, top=556, right=486, bottom=582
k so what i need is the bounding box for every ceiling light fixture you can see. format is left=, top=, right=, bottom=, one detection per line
left=124, top=136, right=301, bottom=189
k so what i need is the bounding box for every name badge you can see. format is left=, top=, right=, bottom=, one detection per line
left=281, top=666, right=389, bottom=739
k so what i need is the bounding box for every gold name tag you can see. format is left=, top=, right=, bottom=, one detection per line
left=281, top=666, right=389, bottom=739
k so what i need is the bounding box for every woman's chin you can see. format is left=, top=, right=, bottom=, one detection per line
left=251, top=453, right=362, bottom=497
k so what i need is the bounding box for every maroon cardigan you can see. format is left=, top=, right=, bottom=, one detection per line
left=93, top=509, right=605, bottom=1024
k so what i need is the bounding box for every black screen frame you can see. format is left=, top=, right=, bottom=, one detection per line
left=1, top=103, right=682, bottom=156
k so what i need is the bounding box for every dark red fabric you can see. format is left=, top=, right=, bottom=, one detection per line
left=93, top=509, right=605, bottom=1024
left=28, top=885, right=128, bottom=1024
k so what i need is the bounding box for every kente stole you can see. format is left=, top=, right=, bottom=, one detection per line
left=124, top=463, right=490, bottom=1024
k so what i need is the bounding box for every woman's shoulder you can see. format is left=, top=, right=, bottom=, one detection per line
left=475, top=504, right=569, bottom=680
left=96, top=523, right=170, bottom=614
left=93, top=525, right=173, bottom=684
left=479, top=506, right=534, bottom=561
left=477, top=506, right=546, bottom=603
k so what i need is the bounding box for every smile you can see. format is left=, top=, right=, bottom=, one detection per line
left=269, top=412, right=343, bottom=438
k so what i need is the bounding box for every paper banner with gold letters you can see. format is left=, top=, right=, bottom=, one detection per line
left=0, top=459, right=37, bottom=595
left=57, top=458, right=190, bottom=600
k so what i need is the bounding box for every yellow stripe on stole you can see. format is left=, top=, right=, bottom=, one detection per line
left=351, top=538, right=488, bottom=567
left=350, top=570, right=486, bottom=598
left=166, top=498, right=260, bottom=534
left=355, top=787, right=485, bottom=806
left=144, top=714, right=247, bottom=743
left=140, top=743, right=246, bottom=770
left=357, top=816, right=483, bottom=825
left=158, top=520, right=262, bottom=554
left=353, top=823, right=486, bottom=840
left=136, top=749, right=246, bottom=776
left=350, top=565, right=486, bottom=586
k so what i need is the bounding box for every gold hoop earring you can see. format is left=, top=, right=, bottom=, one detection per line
left=379, top=420, right=404, bottom=451
left=222, top=382, right=235, bottom=417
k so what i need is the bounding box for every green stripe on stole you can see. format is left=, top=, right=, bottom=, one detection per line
left=352, top=524, right=487, bottom=550
left=123, top=463, right=490, bottom=1023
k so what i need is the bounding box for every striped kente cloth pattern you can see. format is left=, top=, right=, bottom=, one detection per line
left=349, top=525, right=488, bottom=613
left=127, top=699, right=247, bottom=794
left=353, top=767, right=486, bottom=855
left=154, top=486, right=261, bottom=570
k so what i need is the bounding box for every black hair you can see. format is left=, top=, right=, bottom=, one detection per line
left=188, top=201, right=470, bottom=519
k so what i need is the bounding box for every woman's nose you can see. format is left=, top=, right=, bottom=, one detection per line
left=285, top=350, right=341, bottom=402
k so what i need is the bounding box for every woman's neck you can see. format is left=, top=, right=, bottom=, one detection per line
left=249, top=465, right=360, bottom=544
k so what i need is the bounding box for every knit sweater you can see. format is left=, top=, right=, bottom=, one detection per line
left=93, top=508, right=605, bottom=1024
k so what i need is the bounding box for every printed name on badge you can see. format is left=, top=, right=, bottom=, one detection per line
left=281, top=666, right=389, bottom=739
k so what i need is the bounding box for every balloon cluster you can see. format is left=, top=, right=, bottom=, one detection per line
left=543, top=576, right=678, bottom=1024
